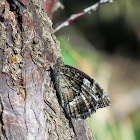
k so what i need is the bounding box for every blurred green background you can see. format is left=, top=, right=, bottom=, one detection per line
left=53, top=0, right=140, bottom=140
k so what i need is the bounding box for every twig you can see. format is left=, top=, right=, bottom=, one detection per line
left=53, top=0, right=113, bottom=33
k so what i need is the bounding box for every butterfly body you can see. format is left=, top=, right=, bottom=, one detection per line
left=52, top=58, right=110, bottom=119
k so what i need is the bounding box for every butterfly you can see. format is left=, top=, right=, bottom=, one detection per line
left=52, top=57, right=110, bottom=119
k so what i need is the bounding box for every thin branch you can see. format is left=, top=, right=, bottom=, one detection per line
left=53, top=0, right=113, bottom=33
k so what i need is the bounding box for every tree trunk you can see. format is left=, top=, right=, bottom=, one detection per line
left=0, top=0, right=95, bottom=139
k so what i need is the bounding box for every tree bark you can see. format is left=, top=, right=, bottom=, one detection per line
left=0, top=0, right=95, bottom=139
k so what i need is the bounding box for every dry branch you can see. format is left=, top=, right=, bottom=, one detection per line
left=53, top=0, right=113, bottom=33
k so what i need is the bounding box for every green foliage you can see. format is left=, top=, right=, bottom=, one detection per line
left=133, top=111, right=140, bottom=140
left=57, top=35, right=100, bottom=70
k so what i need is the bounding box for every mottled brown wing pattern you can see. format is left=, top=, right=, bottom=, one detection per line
left=52, top=58, right=110, bottom=119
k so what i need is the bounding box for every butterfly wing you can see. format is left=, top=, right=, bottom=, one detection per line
left=53, top=58, right=110, bottom=119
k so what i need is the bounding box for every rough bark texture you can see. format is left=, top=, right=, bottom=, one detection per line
left=0, top=0, right=95, bottom=139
